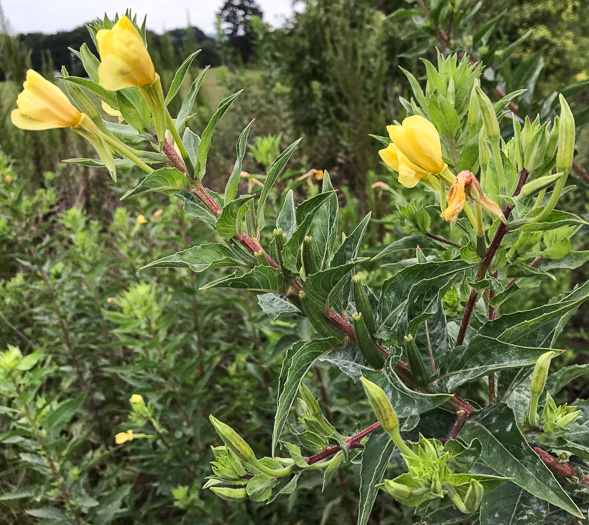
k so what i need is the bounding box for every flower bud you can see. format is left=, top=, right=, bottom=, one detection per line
left=302, top=236, right=316, bottom=276
left=530, top=351, right=558, bottom=397
left=130, top=394, right=144, bottom=404
left=379, top=479, right=413, bottom=500
left=210, top=486, right=248, bottom=501
left=115, top=430, right=134, bottom=445
left=467, top=86, right=479, bottom=128
left=518, top=172, right=565, bottom=199
left=556, top=95, right=575, bottom=175
left=360, top=377, right=398, bottom=435
left=475, top=86, right=500, bottom=140
left=209, top=415, right=255, bottom=463
left=464, top=479, right=484, bottom=513
left=352, top=313, right=385, bottom=369
left=352, top=275, right=376, bottom=335
left=299, top=382, right=321, bottom=418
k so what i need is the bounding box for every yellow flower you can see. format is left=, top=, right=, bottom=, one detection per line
left=96, top=15, right=156, bottom=91
left=379, top=143, right=429, bottom=188
left=4, top=175, right=13, bottom=183
left=11, top=70, right=82, bottom=130
left=136, top=215, right=147, bottom=225
left=101, top=101, right=124, bottom=123
left=441, top=171, right=470, bottom=223
left=115, top=430, right=134, bottom=445
left=106, top=297, right=116, bottom=304
left=386, top=115, right=446, bottom=175
left=129, top=394, right=143, bottom=404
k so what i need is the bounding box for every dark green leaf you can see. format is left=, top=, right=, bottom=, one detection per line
left=122, top=168, right=188, bottom=200
left=174, top=190, right=217, bottom=226
left=258, top=293, right=301, bottom=320
left=45, top=394, right=86, bottom=431
left=480, top=482, right=549, bottom=525
left=165, top=50, right=201, bottom=105
left=141, top=243, right=246, bottom=273
left=331, top=213, right=371, bottom=267
left=201, top=266, right=286, bottom=294
left=216, top=195, right=253, bottom=239
left=225, top=119, right=254, bottom=204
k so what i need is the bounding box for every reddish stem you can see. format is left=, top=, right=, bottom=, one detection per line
left=448, top=411, right=468, bottom=440
left=534, top=447, right=589, bottom=482
left=426, top=232, right=462, bottom=249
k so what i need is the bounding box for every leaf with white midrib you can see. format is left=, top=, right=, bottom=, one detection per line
left=459, top=403, right=582, bottom=518
left=141, top=243, right=245, bottom=273
left=303, top=261, right=363, bottom=312
left=121, top=168, right=188, bottom=200
left=216, top=195, right=253, bottom=239
left=201, top=266, right=286, bottom=293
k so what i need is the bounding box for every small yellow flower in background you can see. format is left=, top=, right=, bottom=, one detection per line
left=101, top=101, right=124, bottom=123
left=575, top=71, right=588, bottom=82
left=441, top=171, right=470, bottom=223
left=151, top=209, right=163, bottom=222
left=379, top=115, right=446, bottom=188
left=106, top=297, right=116, bottom=304
left=96, top=15, right=156, bottom=91
left=11, top=70, right=82, bottom=130
left=115, top=430, right=134, bottom=445
left=136, top=215, right=148, bottom=225
left=4, top=175, right=13, bottom=183
left=130, top=394, right=144, bottom=404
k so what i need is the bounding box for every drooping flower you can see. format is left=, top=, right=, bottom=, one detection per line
left=386, top=116, right=446, bottom=174
left=11, top=70, right=82, bottom=130
left=96, top=15, right=156, bottom=91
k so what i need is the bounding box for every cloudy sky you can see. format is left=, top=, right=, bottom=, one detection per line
left=2, top=0, right=298, bottom=34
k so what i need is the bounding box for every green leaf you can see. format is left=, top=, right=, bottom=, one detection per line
left=201, top=266, right=286, bottom=294
left=257, top=138, right=303, bottom=230
left=516, top=211, right=589, bottom=232
left=399, top=66, right=428, bottom=110
left=373, top=235, right=450, bottom=261
left=121, top=168, right=188, bottom=200
left=176, top=66, right=208, bottom=132
left=459, top=403, right=582, bottom=518
left=357, top=429, right=395, bottom=525
left=116, top=89, right=150, bottom=131
left=479, top=482, right=549, bottom=525
left=45, top=394, right=86, bottom=431
left=216, top=195, right=253, bottom=239
left=196, top=90, right=242, bottom=180
left=63, top=76, right=117, bottom=106
left=258, top=293, right=300, bottom=320
left=277, top=190, right=296, bottom=240
left=303, top=261, right=361, bottom=314
left=141, top=243, right=246, bottom=273
left=74, top=43, right=100, bottom=82
left=165, top=50, right=201, bottom=105
left=225, top=120, right=254, bottom=204
left=331, top=213, right=371, bottom=268
left=26, top=507, right=70, bottom=520
left=546, top=364, right=589, bottom=396
left=480, top=280, right=589, bottom=347
left=308, top=172, right=339, bottom=271
left=273, top=337, right=340, bottom=454
left=174, top=190, right=217, bottom=226
left=0, top=486, right=38, bottom=501
left=246, top=474, right=276, bottom=502
left=432, top=336, right=561, bottom=391
left=429, top=91, right=460, bottom=138
left=183, top=128, right=200, bottom=168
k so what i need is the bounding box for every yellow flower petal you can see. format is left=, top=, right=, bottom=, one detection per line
left=441, top=173, right=468, bottom=222
left=130, top=394, right=143, bottom=404
left=97, top=15, right=155, bottom=91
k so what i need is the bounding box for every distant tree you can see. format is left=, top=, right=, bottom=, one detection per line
left=218, top=0, right=263, bottom=65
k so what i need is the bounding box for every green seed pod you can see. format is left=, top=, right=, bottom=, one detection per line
left=404, top=334, right=429, bottom=387
left=352, top=312, right=385, bottom=369
left=556, top=95, right=575, bottom=175
left=209, top=415, right=255, bottom=463
left=299, top=382, right=321, bottom=417
left=299, top=292, right=345, bottom=340
left=379, top=479, right=413, bottom=500
left=273, top=228, right=287, bottom=271
left=475, top=86, right=500, bottom=140
left=254, top=249, right=269, bottom=266
left=210, top=486, right=248, bottom=501
left=360, top=377, right=398, bottom=434
left=302, top=235, right=316, bottom=276
left=464, top=479, right=484, bottom=513
left=352, top=275, right=376, bottom=335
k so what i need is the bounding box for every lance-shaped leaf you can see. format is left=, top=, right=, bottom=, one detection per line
left=273, top=337, right=340, bottom=454
left=216, top=195, right=253, bottom=239
left=225, top=120, right=254, bottom=204
left=277, top=190, right=296, bottom=240
left=196, top=90, right=242, bottom=180
left=122, top=168, right=188, bottom=200
left=63, top=76, right=118, bottom=107
left=174, top=190, right=217, bottom=226
left=308, top=172, right=338, bottom=271
left=373, top=235, right=449, bottom=261
left=303, top=261, right=362, bottom=313
left=431, top=336, right=563, bottom=392
left=515, top=210, right=589, bottom=232
left=331, top=212, right=371, bottom=268
left=480, top=280, right=589, bottom=347
left=459, top=403, right=583, bottom=518
left=141, top=243, right=246, bottom=273
left=201, top=266, right=286, bottom=294
left=257, top=138, right=303, bottom=230
left=358, top=429, right=396, bottom=525
left=165, top=49, right=201, bottom=105
left=258, top=293, right=301, bottom=320
left=176, top=67, right=208, bottom=132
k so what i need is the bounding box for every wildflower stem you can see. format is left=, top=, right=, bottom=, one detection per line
left=165, top=110, right=194, bottom=175
left=490, top=140, right=506, bottom=198
left=102, top=134, right=154, bottom=173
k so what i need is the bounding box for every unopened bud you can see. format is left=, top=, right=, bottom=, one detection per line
left=299, top=382, right=321, bottom=417
left=353, top=313, right=385, bottom=369
left=379, top=479, right=413, bottom=500
left=210, top=486, right=248, bottom=501
left=464, top=479, right=484, bottom=513
left=556, top=95, right=575, bottom=174
left=468, top=86, right=479, bottom=128
left=209, top=415, right=255, bottom=463
left=130, top=394, right=144, bottom=405
left=519, top=172, right=565, bottom=198
left=360, top=377, right=398, bottom=434
left=475, top=86, right=500, bottom=140
left=530, top=351, right=558, bottom=396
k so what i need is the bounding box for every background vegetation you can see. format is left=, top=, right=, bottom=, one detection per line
left=0, top=0, right=588, bottom=523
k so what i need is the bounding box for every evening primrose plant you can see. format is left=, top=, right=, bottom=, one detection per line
left=9, top=11, right=589, bottom=524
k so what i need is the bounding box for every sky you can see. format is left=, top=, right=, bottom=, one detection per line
left=1, top=0, right=298, bottom=35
